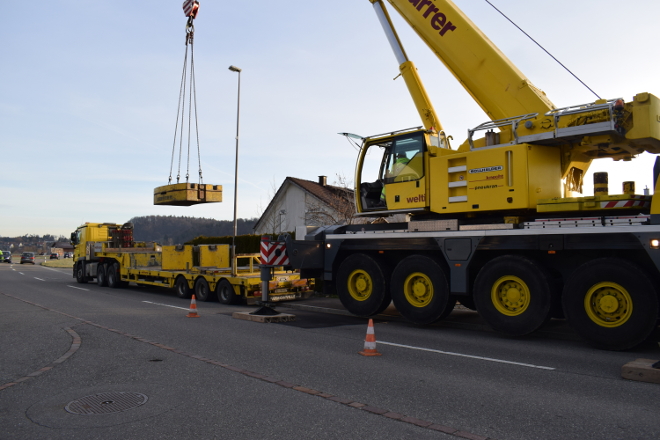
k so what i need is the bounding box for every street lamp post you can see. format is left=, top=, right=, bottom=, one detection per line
left=228, top=65, right=241, bottom=276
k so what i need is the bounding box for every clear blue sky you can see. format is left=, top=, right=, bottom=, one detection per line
left=2, top=0, right=659, bottom=236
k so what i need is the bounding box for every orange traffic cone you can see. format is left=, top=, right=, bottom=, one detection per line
left=186, top=294, right=200, bottom=318
left=359, top=319, right=381, bottom=356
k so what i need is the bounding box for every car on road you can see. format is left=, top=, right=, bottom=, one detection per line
left=2, top=251, right=11, bottom=263
left=20, top=252, right=36, bottom=264
left=50, top=253, right=60, bottom=260
left=63, top=252, right=73, bottom=258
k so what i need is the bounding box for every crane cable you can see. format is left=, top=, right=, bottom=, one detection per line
left=483, top=0, right=601, bottom=100
left=168, top=9, right=203, bottom=185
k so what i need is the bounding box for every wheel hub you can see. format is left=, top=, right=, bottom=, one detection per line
left=412, top=280, right=428, bottom=297
left=348, top=269, right=372, bottom=301
left=491, top=276, right=530, bottom=316
left=584, top=282, right=632, bottom=328
left=598, top=294, right=619, bottom=313
left=504, top=287, right=521, bottom=304
left=404, top=273, right=433, bottom=307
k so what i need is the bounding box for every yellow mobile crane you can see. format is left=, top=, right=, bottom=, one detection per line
left=356, top=0, right=660, bottom=217
left=285, top=0, right=660, bottom=350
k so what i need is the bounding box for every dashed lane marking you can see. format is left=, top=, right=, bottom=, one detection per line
left=67, top=285, right=89, bottom=291
left=378, top=341, right=555, bottom=370
left=142, top=301, right=190, bottom=311
left=34, top=277, right=45, bottom=281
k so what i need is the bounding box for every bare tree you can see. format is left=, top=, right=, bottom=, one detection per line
left=304, top=173, right=370, bottom=226
left=255, top=176, right=287, bottom=234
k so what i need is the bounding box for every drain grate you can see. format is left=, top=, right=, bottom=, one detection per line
left=65, top=392, right=148, bottom=415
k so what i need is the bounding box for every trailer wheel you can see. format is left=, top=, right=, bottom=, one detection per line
left=75, top=262, right=88, bottom=284
left=194, top=278, right=216, bottom=302
left=562, top=258, right=659, bottom=350
left=174, top=276, right=192, bottom=299
left=474, top=255, right=554, bottom=336
left=216, top=279, right=238, bottom=305
left=107, top=263, right=120, bottom=288
left=391, top=255, right=454, bottom=324
left=337, top=254, right=390, bottom=317
left=97, top=264, right=108, bottom=287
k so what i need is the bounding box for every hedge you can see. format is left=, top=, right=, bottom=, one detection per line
left=186, top=233, right=294, bottom=254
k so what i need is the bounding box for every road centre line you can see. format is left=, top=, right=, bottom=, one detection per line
left=378, top=341, right=556, bottom=370
left=142, top=301, right=190, bottom=311
left=34, top=277, right=45, bottom=281
left=67, top=285, right=89, bottom=291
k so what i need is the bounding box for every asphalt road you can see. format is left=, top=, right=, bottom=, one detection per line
left=1, top=262, right=659, bottom=440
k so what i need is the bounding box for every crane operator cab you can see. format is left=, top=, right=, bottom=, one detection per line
left=356, top=128, right=443, bottom=215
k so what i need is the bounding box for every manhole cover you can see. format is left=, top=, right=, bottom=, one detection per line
left=65, top=392, right=148, bottom=415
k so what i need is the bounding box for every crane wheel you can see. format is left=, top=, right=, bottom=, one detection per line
left=562, top=258, right=659, bottom=350
left=391, top=255, right=454, bottom=324
left=216, top=279, right=237, bottom=305
left=97, top=264, right=108, bottom=287
left=174, top=276, right=192, bottom=299
left=473, top=255, right=554, bottom=336
left=194, top=277, right=216, bottom=302
left=336, top=254, right=390, bottom=317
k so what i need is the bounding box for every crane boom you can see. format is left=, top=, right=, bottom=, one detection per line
left=371, top=1, right=444, bottom=138
left=383, top=0, right=556, bottom=121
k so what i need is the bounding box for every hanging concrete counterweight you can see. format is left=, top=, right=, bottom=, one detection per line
left=153, top=183, right=222, bottom=206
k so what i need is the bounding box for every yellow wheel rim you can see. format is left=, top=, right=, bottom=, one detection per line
left=347, top=269, right=372, bottom=302
left=584, top=282, right=633, bottom=328
left=403, top=272, right=433, bottom=308
left=491, top=275, right=530, bottom=316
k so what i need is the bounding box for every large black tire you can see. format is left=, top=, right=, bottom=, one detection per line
left=174, top=276, right=192, bottom=299
left=562, top=258, right=659, bottom=350
left=473, top=255, right=554, bottom=336
left=216, top=279, right=238, bottom=305
left=97, top=264, right=108, bottom=287
left=336, top=254, right=390, bottom=317
left=390, top=255, right=453, bottom=324
left=107, top=263, right=121, bottom=288
left=75, top=263, right=88, bottom=284
left=194, top=278, right=216, bottom=302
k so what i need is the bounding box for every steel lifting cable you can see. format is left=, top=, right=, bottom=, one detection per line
left=483, top=0, right=601, bottom=100
left=168, top=7, right=203, bottom=185
left=169, top=42, right=188, bottom=184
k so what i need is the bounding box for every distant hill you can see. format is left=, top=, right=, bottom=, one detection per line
left=128, top=215, right=257, bottom=245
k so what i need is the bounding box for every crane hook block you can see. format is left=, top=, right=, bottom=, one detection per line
left=154, top=183, right=222, bottom=206
left=182, top=0, right=199, bottom=19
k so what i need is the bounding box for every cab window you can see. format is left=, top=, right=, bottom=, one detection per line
left=381, top=132, right=425, bottom=184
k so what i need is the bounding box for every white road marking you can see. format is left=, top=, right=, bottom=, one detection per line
left=19, top=272, right=24, bottom=275
left=67, top=285, right=89, bottom=291
left=378, top=341, right=555, bottom=371
left=142, top=301, right=190, bottom=311
left=34, top=277, right=45, bottom=281
left=40, top=266, right=72, bottom=275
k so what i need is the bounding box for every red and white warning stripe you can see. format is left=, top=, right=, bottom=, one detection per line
left=182, top=0, right=199, bottom=18
left=600, top=199, right=650, bottom=209
left=260, top=237, right=290, bottom=266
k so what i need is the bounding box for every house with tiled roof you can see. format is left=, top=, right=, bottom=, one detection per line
left=253, top=176, right=362, bottom=235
